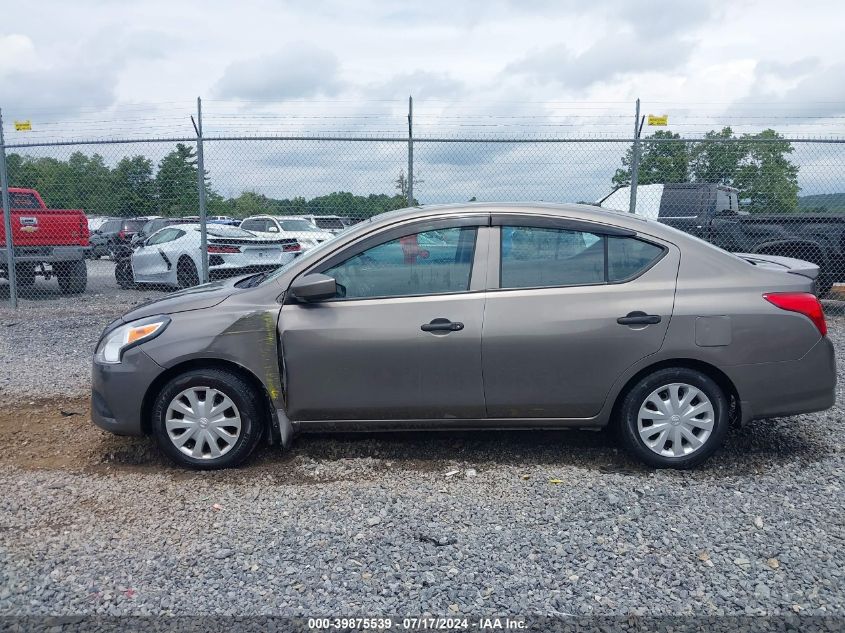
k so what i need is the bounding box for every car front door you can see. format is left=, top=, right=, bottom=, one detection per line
left=132, top=228, right=182, bottom=282
left=482, top=215, right=679, bottom=419
left=279, top=217, right=489, bottom=421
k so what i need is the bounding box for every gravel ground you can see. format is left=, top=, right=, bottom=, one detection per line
left=0, top=259, right=170, bottom=398
left=0, top=277, right=843, bottom=622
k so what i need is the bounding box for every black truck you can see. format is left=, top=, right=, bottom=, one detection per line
left=598, top=183, right=845, bottom=295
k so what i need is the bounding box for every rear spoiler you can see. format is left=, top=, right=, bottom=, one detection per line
left=735, top=253, right=820, bottom=281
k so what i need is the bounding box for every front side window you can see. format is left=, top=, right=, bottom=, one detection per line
left=323, top=227, right=477, bottom=299
left=501, top=226, right=604, bottom=289
left=280, top=219, right=319, bottom=232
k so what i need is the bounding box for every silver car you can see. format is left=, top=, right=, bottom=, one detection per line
left=91, top=203, right=836, bottom=470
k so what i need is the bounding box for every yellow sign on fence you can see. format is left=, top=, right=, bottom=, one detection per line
left=14, top=120, right=32, bottom=131
left=647, top=114, right=669, bottom=126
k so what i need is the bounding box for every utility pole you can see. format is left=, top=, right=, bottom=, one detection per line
left=629, top=98, right=642, bottom=214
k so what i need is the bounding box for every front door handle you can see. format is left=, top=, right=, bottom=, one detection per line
left=421, top=318, right=464, bottom=333
left=617, top=311, right=661, bottom=326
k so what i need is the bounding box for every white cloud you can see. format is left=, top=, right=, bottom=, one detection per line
left=212, top=43, right=343, bottom=101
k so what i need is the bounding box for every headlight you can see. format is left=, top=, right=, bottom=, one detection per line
left=94, top=316, right=170, bottom=364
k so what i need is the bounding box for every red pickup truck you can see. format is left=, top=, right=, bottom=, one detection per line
left=1, top=187, right=89, bottom=294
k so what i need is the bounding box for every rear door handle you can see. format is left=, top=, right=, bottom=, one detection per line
left=421, top=318, right=464, bottom=333
left=617, top=311, right=661, bottom=326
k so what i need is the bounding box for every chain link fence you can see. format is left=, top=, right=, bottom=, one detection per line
left=2, top=99, right=845, bottom=308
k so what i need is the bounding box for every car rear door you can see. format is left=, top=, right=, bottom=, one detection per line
left=482, top=214, right=680, bottom=419
left=279, top=216, right=490, bottom=421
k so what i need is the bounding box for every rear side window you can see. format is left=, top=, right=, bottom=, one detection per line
left=607, top=237, right=664, bottom=281
left=500, top=226, right=604, bottom=289
left=124, top=220, right=145, bottom=232
left=499, top=227, right=665, bottom=288
left=659, top=187, right=712, bottom=218
left=9, top=193, right=40, bottom=209
left=240, top=219, right=265, bottom=232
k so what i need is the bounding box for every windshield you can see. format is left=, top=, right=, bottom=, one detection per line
left=280, top=219, right=320, bottom=232
left=314, top=217, right=345, bottom=230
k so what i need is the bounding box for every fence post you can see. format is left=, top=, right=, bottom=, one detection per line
left=195, top=96, right=209, bottom=284
left=407, top=95, right=414, bottom=207
left=629, top=97, right=641, bottom=214
left=0, top=108, right=17, bottom=308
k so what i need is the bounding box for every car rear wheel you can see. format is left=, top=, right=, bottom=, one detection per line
left=617, top=367, right=729, bottom=469
left=176, top=257, right=199, bottom=288
left=55, top=260, right=87, bottom=294
left=151, top=368, right=266, bottom=470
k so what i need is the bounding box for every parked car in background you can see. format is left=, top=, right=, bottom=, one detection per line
left=124, top=223, right=302, bottom=288
left=92, top=202, right=835, bottom=470
left=89, top=217, right=147, bottom=258
left=239, top=215, right=334, bottom=250
left=299, top=214, right=351, bottom=234
left=132, top=218, right=185, bottom=245
left=1, top=187, right=89, bottom=294
left=87, top=216, right=111, bottom=233
left=598, top=183, right=845, bottom=295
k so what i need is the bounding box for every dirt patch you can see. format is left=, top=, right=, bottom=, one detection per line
left=0, top=397, right=162, bottom=471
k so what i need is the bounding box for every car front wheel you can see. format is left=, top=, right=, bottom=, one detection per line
left=151, top=368, right=266, bottom=469
left=617, top=367, right=729, bottom=469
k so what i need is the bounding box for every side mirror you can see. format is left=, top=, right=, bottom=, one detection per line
left=290, top=273, right=337, bottom=302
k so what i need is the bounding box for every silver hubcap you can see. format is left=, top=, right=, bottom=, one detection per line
left=165, top=387, right=242, bottom=459
left=637, top=382, right=715, bottom=458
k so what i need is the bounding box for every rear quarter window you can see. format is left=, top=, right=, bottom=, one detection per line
left=607, top=237, right=665, bottom=281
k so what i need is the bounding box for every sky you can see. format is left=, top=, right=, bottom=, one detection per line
left=1, top=0, right=844, bottom=202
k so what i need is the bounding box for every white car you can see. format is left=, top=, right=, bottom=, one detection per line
left=239, top=215, right=334, bottom=250
left=128, top=223, right=301, bottom=288
left=299, top=214, right=351, bottom=235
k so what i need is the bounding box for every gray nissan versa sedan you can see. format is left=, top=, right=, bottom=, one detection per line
left=91, top=203, right=836, bottom=470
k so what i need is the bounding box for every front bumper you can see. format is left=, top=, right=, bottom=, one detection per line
left=730, top=336, right=836, bottom=422
left=91, top=346, right=165, bottom=436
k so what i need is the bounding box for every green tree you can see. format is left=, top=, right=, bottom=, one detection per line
left=612, top=130, right=690, bottom=186
left=734, top=129, right=799, bottom=213
left=689, top=127, right=746, bottom=185
left=112, top=156, right=156, bottom=217
left=155, top=144, right=200, bottom=216
left=229, top=191, right=274, bottom=217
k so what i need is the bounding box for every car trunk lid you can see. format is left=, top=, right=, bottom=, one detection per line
left=735, top=253, right=820, bottom=281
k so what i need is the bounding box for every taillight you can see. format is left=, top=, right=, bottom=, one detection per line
left=764, top=292, right=827, bottom=337
left=207, top=245, right=241, bottom=254
left=283, top=242, right=301, bottom=253
left=118, top=229, right=126, bottom=240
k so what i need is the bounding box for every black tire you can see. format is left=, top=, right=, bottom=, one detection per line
left=151, top=368, right=266, bottom=470
left=55, top=260, right=87, bottom=295
left=616, top=367, right=729, bottom=469
left=176, top=257, right=199, bottom=289
left=115, top=259, right=136, bottom=289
